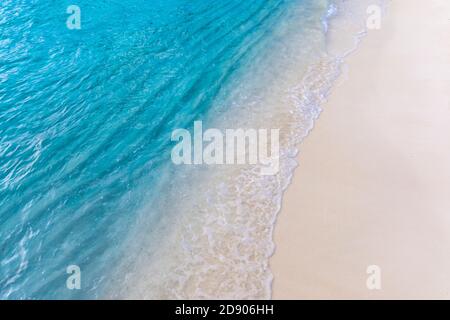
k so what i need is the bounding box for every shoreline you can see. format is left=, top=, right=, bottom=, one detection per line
left=271, top=0, right=450, bottom=299
left=115, top=1, right=353, bottom=299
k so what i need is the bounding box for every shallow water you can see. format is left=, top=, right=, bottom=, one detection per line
left=0, top=0, right=384, bottom=299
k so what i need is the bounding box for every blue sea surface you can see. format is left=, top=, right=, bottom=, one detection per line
left=0, top=0, right=311, bottom=299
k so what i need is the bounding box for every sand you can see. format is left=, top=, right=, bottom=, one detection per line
left=271, top=0, right=450, bottom=299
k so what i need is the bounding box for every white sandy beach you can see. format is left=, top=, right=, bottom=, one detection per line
left=271, top=0, right=450, bottom=299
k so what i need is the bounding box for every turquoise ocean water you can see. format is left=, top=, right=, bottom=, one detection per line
left=0, top=0, right=380, bottom=299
